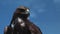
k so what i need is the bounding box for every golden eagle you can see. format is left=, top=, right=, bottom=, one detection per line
left=4, top=6, right=42, bottom=34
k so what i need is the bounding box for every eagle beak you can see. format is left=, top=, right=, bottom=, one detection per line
left=27, top=9, right=29, bottom=12
left=25, top=9, right=30, bottom=14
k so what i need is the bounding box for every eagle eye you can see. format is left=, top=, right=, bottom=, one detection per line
left=17, top=8, right=25, bottom=12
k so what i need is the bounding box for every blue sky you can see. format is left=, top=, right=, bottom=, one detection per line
left=0, top=0, right=60, bottom=34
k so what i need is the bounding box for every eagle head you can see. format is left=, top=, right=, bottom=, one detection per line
left=15, top=6, right=30, bottom=19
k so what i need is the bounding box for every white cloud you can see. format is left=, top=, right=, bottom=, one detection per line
left=37, top=9, right=46, bottom=13
left=54, top=0, right=60, bottom=3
